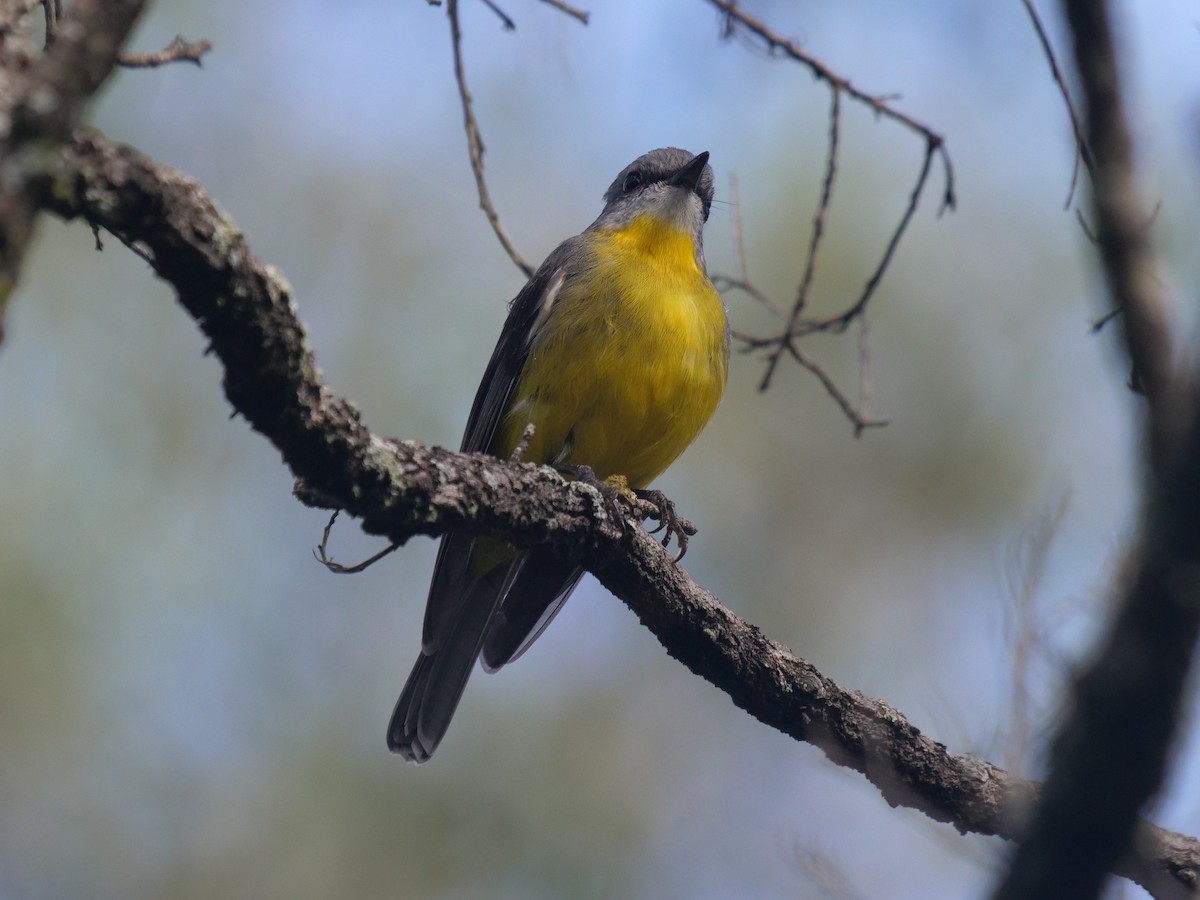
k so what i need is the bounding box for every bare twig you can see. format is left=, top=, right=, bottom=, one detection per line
left=793, top=85, right=842, bottom=321
left=316, top=511, right=399, bottom=574
left=705, top=0, right=955, bottom=216
left=788, top=340, right=889, bottom=436
left=445, top=0, right=534, bottom=277
left=1075, top=206, right=1098, bottom=244
left=855, top=316, right=877, bottom=428
left=799, top=138, right=938, bottom=336
left=708, top=0, right=956, bottom=340
left=509, top=422, right=536, bottom=463
left=477, top=0, right=516, bottom=31
left=118, top=34, right=212, bottom=68
left=707, top=1, right=950, bottom=431
left=537, top=0, right=589, bottom=25
left=718, top=89, right=886, bottom=433
left=1090, top=306, right=1122, bottom=333
left=1021, top=0, right=1096, bottom=209
left=727, top=122, right=933, bottom=433
left=759, top=85, right=842, bottom=391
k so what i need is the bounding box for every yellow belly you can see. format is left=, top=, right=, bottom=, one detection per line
left=495, top=216, right=729, bottom=488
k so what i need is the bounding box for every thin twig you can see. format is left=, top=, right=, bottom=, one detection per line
left=118, top=34, right=211, bottom=68
left=509, top=422, right=536, bottom=462
left=1075, top=206, right=1098, bottom=243
left=760, top=85, right=842, bottom=390
left=856, top=316, right=876, bottom=429
left=446, top=0, right=534, bottom=277
left=802, top=82, right=843, bottom=320
left=708, top=0, right=950, bottom=430
left=477, top=0, right=516, bottom=31
left=315, top=511, right=400, bottom=574
left=706, top=0, right=955, bottom=215
left=799, top=138, right=937, bottom=336
left=1090, top=306, right=1122, bottom=333
left=1065, top=141, right=1082, bottom=211
left=719, top=88, right=885, bottom=432
left=788, top=340, right=889, bottom=435
left=537, top=0, right=589, bottom=25
left=1021, top=0, right=1096, bottom=209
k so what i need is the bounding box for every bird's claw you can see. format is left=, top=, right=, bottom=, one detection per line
left=632, top=488, right=695, bottom=563
left=554, top=467, right=694, bottom=561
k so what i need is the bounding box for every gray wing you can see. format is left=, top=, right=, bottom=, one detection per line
left=421, top=240, right=579, bottom=649
left=389, top=238, right=588, bottom=762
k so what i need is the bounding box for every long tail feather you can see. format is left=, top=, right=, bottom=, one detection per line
left=388, top=567, right=506, bottom=762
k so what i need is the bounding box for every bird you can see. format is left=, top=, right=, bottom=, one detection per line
left=389, top=147, right=729, bottom=762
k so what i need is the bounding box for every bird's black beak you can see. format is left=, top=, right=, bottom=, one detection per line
left=670, top=151, right=710, bottom=193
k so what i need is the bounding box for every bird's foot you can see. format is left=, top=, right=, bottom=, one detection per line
left=631, top=488, right=696, bottom=563
left=554, top=465, right=694, bottom=562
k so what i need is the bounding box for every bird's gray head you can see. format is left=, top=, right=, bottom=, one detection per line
left=590, top=148, right=715, bottom=245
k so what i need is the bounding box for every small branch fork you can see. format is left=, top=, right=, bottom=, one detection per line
left=705, top=0, right=956, bottom=211
left=705, top=0, right=953, bottom=435
left=40, top=0, right=211, bottom=67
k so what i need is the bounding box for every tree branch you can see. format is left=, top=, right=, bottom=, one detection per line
left=707, top=0, right=948, bottom=433
left=992, top=1, right=1200, bottom=898
left=0, top=0, right=145, bottom=341
left=118, top=34, right=212, bottom=68
left=34, top=128, right=1200, bottom=898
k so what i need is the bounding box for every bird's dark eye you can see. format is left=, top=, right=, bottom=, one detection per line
left=622, top=171, right=643, bottom=193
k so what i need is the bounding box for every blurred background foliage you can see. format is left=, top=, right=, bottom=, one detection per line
left=2, top=0, right=1199, bottom=897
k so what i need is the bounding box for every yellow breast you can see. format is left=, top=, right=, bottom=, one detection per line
left=498, top=214, right=729, bottom=488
